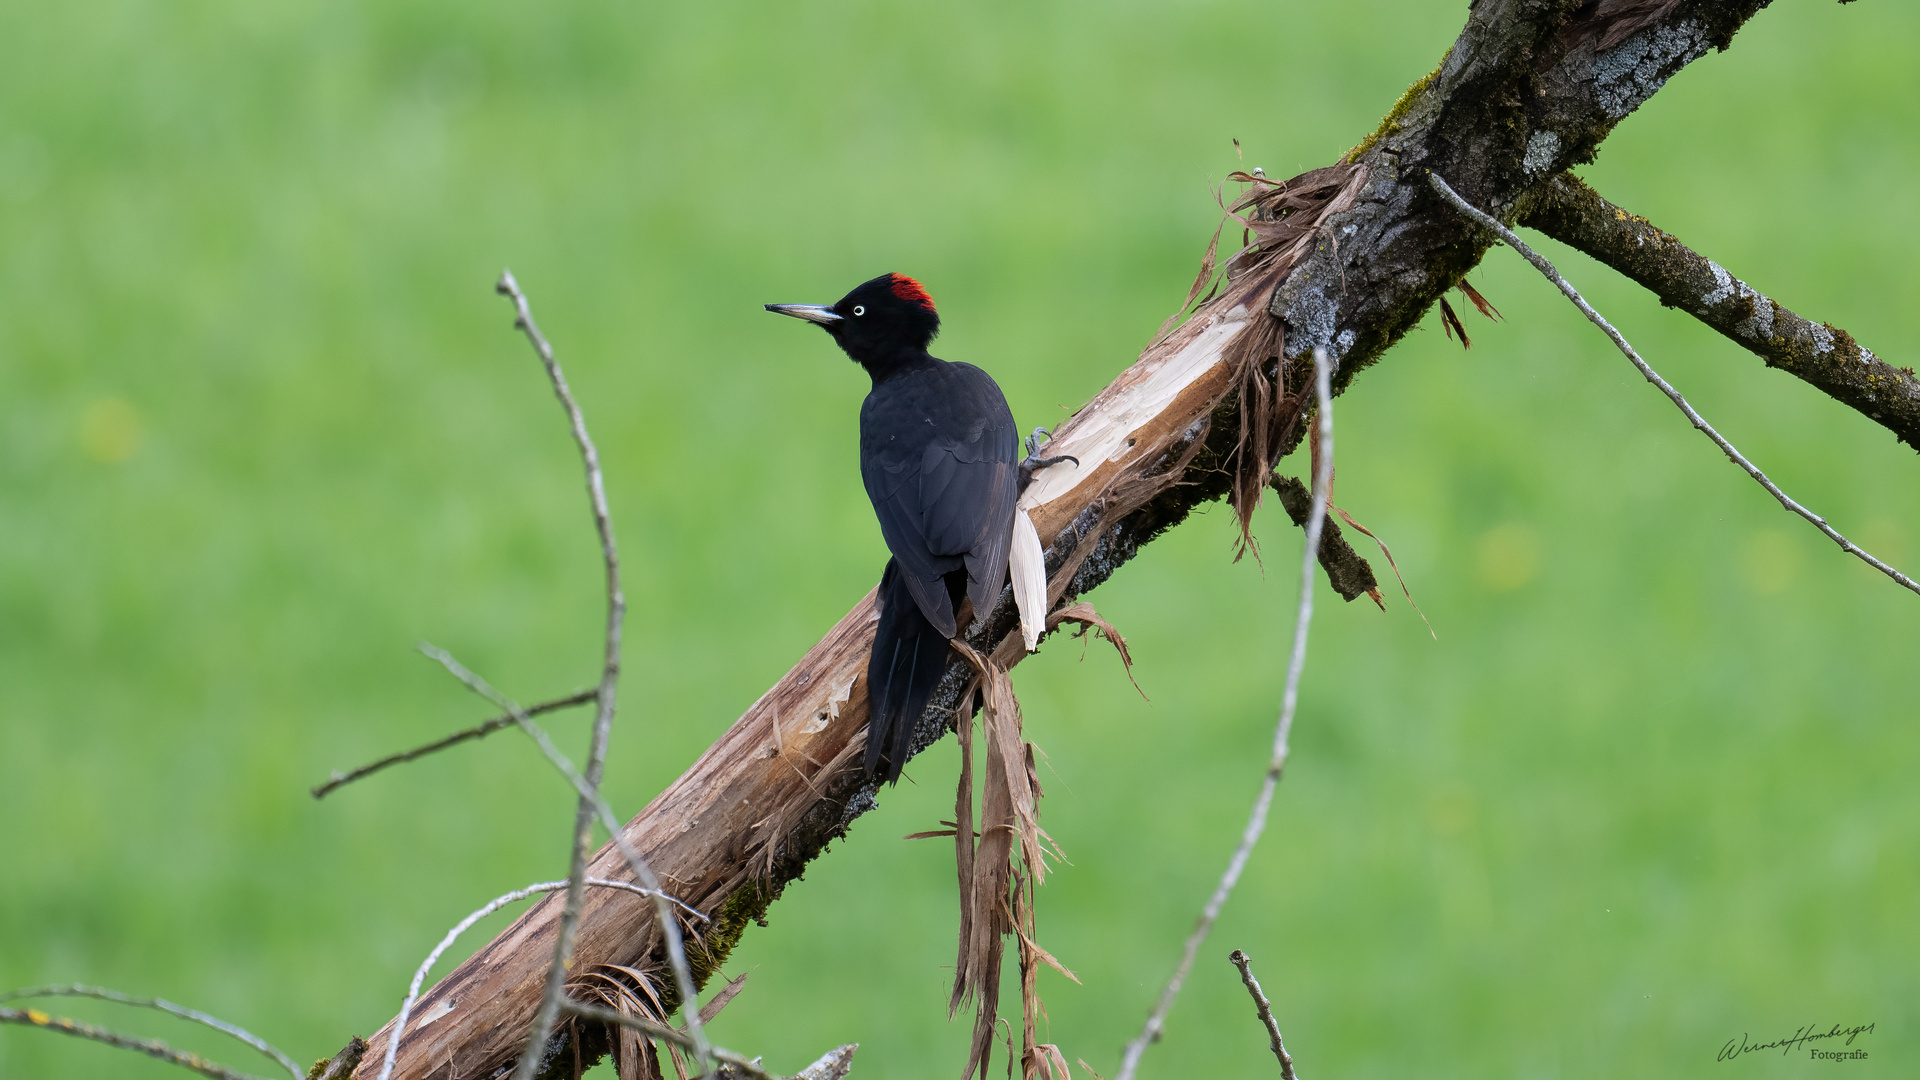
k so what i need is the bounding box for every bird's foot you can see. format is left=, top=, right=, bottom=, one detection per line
left=1018, top=427, right=1078, bottom=495
left=1021, top=427, right=1078, bottom=470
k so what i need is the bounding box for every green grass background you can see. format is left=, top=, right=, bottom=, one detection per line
left=3, top=1, right=1916, bottom=1077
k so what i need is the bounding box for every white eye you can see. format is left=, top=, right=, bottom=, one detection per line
left=852, top=305, right=865, bottom=316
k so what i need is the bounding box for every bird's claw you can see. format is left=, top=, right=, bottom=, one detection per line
left=1017, top=426, right=1078, bottom=495
left=1022, top=427, right=1076, bottom=470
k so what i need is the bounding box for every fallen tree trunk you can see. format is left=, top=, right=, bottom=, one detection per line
left=333, top=2, right=1785, bottom=1076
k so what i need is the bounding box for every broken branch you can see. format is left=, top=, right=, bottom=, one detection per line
left=1430, top=171, right=1920, bottom=599
left=309, top=689, right=598, bottom=800
left=1518, top=171, right=1920, bottom=451
left=1267, top=474, right=1380, bottom=605
left=0, top=1006, right=270, bottom=1080
left=0, top=984, right=299, bottom=1080
left=1227, top=951, right=1298, bottom=1080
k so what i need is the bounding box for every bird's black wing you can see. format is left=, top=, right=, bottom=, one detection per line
left=860, top=361, right=1019, bottom=639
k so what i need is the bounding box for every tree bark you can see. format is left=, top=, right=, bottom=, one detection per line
left=331, top=2, right=1791, bottom=1076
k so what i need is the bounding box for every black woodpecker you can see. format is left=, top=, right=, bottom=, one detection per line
left=767, top=274, right=1019, bottom=784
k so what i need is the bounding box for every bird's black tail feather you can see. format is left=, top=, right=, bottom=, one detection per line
left=866, top=559, right=959, bottom=784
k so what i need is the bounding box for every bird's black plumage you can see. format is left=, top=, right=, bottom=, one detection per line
left=767, top=274, right=1019, bottom=783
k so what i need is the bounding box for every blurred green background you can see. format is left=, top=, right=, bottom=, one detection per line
left=3, top=1, right=1916, bottom=1077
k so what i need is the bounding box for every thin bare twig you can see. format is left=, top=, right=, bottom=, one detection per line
left=492, top=270, right=713, bottom=1078
left=495, top=269, right=624, bottom=684
left=373, top=877, right=706, bottom=1080
left=495, top=268, right=625, bottom=1080
left=556, top=999, right=776, bottom=1080
left=1, top=1006, right=272, bottom=1080
left=1115, top=347, right=1334, bottom=1080
left=309, top=689, right=597, bottom=799
left=417, top=643, right=713, bottom=1067
left=1227, top=951, right=1298, bottom=1080
left=1426, top=172, right=1920, bottom=599
left=0, top=984, right=299, bottom=1080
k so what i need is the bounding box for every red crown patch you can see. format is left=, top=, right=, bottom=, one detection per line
left=888, top=274, right=936, bottom=312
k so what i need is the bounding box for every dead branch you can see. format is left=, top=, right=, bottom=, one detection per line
left=1267, top=474, right=1380, bottom=604
left=1269, top=0, right=1778, bottom=398
left=0, top=1006, right=271, bottom=1080
left=1115, top=348, right=1333, bottom=1080
left=1429, top=171, right=1920, bottom=598
left=315, top=1037, right=368, bottom=1080
left=331, top=4, right=1823, bottom=1077
left=310, top=689, right=597, bottom=800
left=498, top=272, right=622, bottom=1079
left=1226, top=951, right=1297, bottom=1080
left=0, top=984, right=300, bottom=1080
left=1517, top=171, right=1920, bottom=451
left=414, top=640, right=715, bottom=1071
left=491, top=270, right=710, bottom=1076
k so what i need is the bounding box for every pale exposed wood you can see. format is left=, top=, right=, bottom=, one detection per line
left=1009, top=508, right=1047, bottom=652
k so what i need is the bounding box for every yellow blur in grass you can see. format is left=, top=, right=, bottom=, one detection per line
left=1474, top=522, right=1539, bottom=592
left=79, top=397, right=142, bottom=464
left=1426, top=785, right=1478, bottom=837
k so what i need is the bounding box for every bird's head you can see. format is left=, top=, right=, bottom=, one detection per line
left=766, top=273, right=941, bottom=370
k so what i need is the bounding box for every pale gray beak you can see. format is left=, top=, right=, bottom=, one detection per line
left=764, top=303, right=843, bottom=326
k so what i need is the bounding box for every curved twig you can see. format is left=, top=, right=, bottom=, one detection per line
left=0, top=984, right=299, bottom=1080
left=374, top=877, right=706, bottom=1080
left=1115, top=347, right=1334, bottom=1080
left=1, top=1006, right=272, bottom=1080
left=493, top=271, right=713, bottom=1079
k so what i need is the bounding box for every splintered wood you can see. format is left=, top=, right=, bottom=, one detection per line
left=944, top=641, right=1066, bottom=1080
